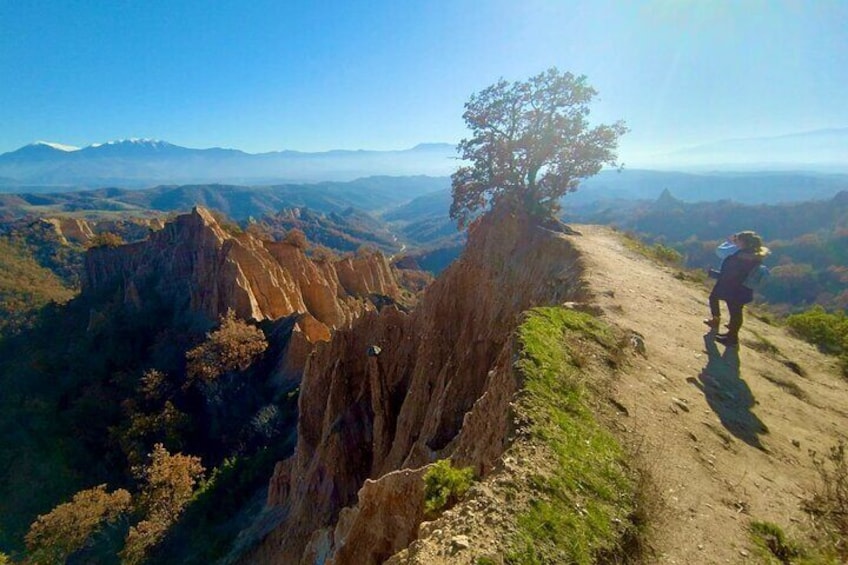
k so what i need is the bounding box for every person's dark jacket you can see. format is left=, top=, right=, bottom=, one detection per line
left=711, top=250, right=762, bottom=304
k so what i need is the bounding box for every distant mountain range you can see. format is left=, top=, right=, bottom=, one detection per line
left=0, top=139, right=458, bottom=191
left=1, top=128, right=846, bottom=192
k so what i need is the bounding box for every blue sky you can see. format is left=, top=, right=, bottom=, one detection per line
left=1, top=0, right=846, bottom=164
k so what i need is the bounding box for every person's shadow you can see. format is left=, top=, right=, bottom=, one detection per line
left=689, top=333, right=768, bottom=450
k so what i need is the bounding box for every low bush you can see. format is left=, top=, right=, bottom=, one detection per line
left=185, top=310, right=268, bottom=383
left=283, top=228, right=308, bottom=248
left=423, top=459, right=475, bottom=517
left=85, top=232, right=125, bottom=249
left=650, top=243, right=683, bottom=265
left=620, top=233, right=684, bottom=267
left=786, top=306, right=848, bottom=377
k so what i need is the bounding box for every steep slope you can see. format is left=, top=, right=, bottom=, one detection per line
left=236, top=213, right=848, bottom=564
left=235, top=205, right=588, bottom=564
left=0, top=238, right=74, bottom=334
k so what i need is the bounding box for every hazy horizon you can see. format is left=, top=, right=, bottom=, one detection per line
left=5, top=127, right=847, bottom=176
left=2, top=1, right=846, bottom=167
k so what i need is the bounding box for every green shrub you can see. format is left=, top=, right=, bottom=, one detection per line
left=120, top=444, right=204, bottom=564
left=674, top=269, right=708, bottom=284
left=423, top=459, right=475, bottom=517
left=209, top=210, right=243, bottom=235
left=283, top=228, right=308, bottom=248
left=650, top=243, right=683, bottom=265
left=185, top=310, right=268, bottom=383
left=620, top=233, right=683, bottom=267
left=786, top=306, right=848, bottom=355
left=786, top=306, right=848, bottom=377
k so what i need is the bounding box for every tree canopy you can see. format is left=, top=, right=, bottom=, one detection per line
left=185, top=309, right=268, bottom=383
left=25, top=485, right=131, bottom=564
left=450, top=68, right=627, bottom=227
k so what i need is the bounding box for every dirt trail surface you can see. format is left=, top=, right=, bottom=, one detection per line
left=571, top=225, right=848, bottom=563
left=388, top=224, right=847, bottom=565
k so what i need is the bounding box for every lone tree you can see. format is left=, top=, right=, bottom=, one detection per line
left=450, top=68, right=627, bottom=227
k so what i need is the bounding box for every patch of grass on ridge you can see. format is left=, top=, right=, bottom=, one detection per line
left=619, top=232, right=710, bottom=285
left=747, top=520, right=838, bottom=564
left=507, top=307, right=638, bottom=564
left=620, top=233, right=683, bottom=267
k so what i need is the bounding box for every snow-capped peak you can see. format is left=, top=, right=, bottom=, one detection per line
left=32, top=140, right=80, bottom=152
left=88, top=138, right=171, bottom=148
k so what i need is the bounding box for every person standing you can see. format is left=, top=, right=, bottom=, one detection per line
left=704, top=231, right=769, bottom=346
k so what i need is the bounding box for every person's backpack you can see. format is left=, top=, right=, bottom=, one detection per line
left=743, top=264, right=770, bottom=290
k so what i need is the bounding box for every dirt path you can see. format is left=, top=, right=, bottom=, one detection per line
left=388, top=224, right=847, bottom=565
left=571, top=225, right=848, bottom=563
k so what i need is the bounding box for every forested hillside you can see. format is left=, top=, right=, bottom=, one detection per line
left=0, top=238, right=74, bottom=334
left=0, top=177, right=449, bottom=221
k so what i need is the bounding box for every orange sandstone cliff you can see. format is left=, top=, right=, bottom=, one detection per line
left=237, top=205, right=588, bottom=564
left=82, top=207, right=401, bottom=334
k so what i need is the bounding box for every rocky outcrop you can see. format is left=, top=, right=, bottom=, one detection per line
left=268, top=313, right=332, bottom=390
left=241, top=204, right=588, bottom=564
left=306, top=468, right=428, bottom=565
left=39, top=216, right=163, bottom=245
left=43, top=217, right=95, bottom=244
left=83, top=207, right=402, bottom=332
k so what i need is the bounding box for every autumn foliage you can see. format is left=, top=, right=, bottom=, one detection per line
left=25, top=485, right=131, bottom=564
left=120, top=444, right=205, bottom=564
left=186, top=310, right=268, bottom=382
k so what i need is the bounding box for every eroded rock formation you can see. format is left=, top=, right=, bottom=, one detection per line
left=43, top=217, right=95, bottom=244
left=39, top=215, right=164, bottom=245
left=241, top=204, right=588, bottom=564
left=83, top=207, right=402, bottom=334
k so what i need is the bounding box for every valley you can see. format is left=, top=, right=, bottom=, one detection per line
left=1, top=124, right=847, bottom=565
left=4, top=2, right=848, bottom=562
left=1, top=177, right=846, bottom=563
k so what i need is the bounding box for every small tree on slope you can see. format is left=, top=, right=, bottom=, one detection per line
left=450, top=67, right=628, bottom=227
